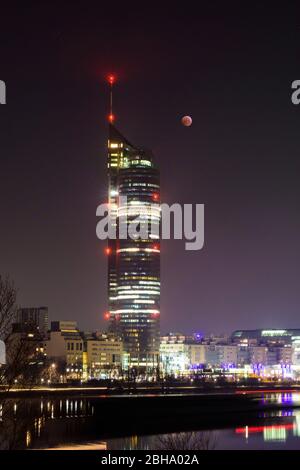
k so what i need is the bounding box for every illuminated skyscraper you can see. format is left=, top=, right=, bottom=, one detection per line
left=107, top=122, right=160, bottom=372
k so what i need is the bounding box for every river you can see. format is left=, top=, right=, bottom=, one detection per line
left=1, top=392, right=300, bottom=450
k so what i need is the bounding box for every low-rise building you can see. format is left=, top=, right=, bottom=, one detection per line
left=45, top=321, right=84, bottom=379
left=266, top=348, right=278, bottom=366
left=292, top=338, right=300, bottom=366
left=186, top=343, right=206, bottom=367
left=204, top=344, right=219, bottom=367
left=237, top=346, right=249, bottom=366
left=45, top=321, right=124, bottom=380
left=216, top=345, right=238, bottom=367
left=278, top=346, right=292, bottom=365
left=160, top=333, right=189, bottom=375
left=232, top=329, right=300, bottom=347
left=249, top=346, right=268, bottom=365
left=85, top=332, right=123, bottom=378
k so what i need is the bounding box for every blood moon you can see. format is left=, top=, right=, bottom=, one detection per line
left=181, top=115, right=192, bottom=127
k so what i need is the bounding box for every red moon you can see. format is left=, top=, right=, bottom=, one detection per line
left=181, top=115, right=192, bottom=127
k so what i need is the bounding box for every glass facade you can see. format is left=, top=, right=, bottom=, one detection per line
left=107, top=124, right=160, bottom=371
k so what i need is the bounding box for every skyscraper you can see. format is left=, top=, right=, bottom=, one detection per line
left=107, top=123, right=160, bottom=372
left=15, top=306, right=49, bottom=337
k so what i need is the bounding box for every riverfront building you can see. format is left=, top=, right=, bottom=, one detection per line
left=107, top=124, right=160, bottom=372
left=45, top=321, right=123, bottom=380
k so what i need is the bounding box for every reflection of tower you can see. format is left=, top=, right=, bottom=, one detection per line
left=106, top=77, right=160, bottom=371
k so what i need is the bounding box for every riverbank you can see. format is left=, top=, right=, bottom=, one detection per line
left=1, top=383, right=300, bottom=398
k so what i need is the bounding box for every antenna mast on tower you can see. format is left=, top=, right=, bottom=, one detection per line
left=107, top=74, right=116, bottom=123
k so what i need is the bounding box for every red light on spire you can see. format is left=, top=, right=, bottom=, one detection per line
left=107, top=74, right=116, bottom=123
left=107, top=74, right=116, bottom=85
left=104, top=311, right=110, bottom=321
left=108, top=113, right=115, bottom=123
left=152, top=193, right=159, bottom=201
left=105, top=247, right=111, bottom=255
left=151, top=312, right=160, bottom=319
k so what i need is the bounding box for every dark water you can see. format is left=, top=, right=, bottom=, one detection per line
left=1, top=392, right=300, bottom=450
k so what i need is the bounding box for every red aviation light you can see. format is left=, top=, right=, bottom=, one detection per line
left=151, top=312, right=160, bottom=319
left=153, top=244, right=160, bottom=251
left=107, top=74, right=116, bottom=85
left=108, top=113, right=115, bottom=123
left=105, top=247, right=111, bottom=255
left=152, top=193, right=159, bottom=201
left=104, top=312, right=110, bottom=321
left=107, top=74, right=116, bottom=122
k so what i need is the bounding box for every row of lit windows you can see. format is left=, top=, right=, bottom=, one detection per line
left=117, top=290, right=159, bottom=295
left=67, top=342, right=83, bottom=351
left=108, top=142, right=123, bottom=149
left=117, top=284, right=159, bottom=290
left=119, top=271, right=160, bottom=285
left=115, top=308, right=160, bottom=314
left=117, top=247, right=160, bottom=253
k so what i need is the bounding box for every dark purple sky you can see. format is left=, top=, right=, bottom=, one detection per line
left=1, top=2, right=300, bottom=334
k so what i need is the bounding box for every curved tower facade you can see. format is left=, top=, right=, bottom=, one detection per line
left=107, top=124, right=160, bottom=372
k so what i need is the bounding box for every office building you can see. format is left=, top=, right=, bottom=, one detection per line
left=107, top=123, right=160, bottom=371
left=15, top=306, right=49, bottom=337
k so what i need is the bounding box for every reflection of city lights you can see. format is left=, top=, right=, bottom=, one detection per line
left=236, top=424, right=294, bottom=435
left=26, top=430, right=32, bottom=447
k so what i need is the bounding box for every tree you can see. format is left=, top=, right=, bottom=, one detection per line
left=0, top=275, right=17, bottom=342
left=156, top=431, right=218, bottom=450
left=0, top=275, right=43, bottom=390
left=0, top=276, right=48, bottom=449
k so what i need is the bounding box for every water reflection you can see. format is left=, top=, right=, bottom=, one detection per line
left=1, top=393, right=300, bottom=449
left=235, top=408, right=300, bottom=444
left=262, top=392, right=300, bottom=405
left=0, top=398, right=94, bottom=449
left=236, top=423, right=295, bottom=442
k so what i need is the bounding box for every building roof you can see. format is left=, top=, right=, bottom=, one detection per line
left=232, top=329, right=300, bottom=339
left=109, top=124, right=135, bottom=149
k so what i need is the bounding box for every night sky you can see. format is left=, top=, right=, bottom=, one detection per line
left=1, top=2, right=300, bottom=334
